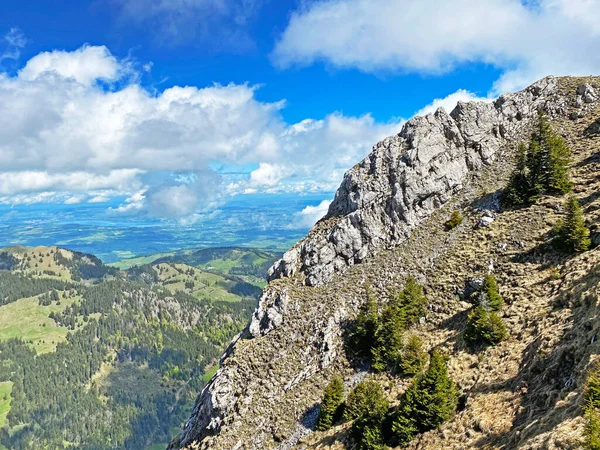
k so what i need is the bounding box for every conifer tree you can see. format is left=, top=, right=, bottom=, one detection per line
left=584, top=364, right=600, bottom=449
left=371, top=277, right=427, bottom=372
left=345, top=381, right=389, bottom=450
left=503, top=113, right=572, bottom=207
left=392, top=350, right=458, bottom=445
left=371, top=301, right=404, bottom=372
left=349, top=286, right=379, bottom=358
left=399, top=334, right=428, bottom=377
left=481, top=274, right=503, bottom=312
left=554, top=196, right=591, bottom=253
left=316, top=376, right=344, bottom=431
left=396, top=277, right=428, bottom=327
left=464, top=306, right=507, bottom=346
left=504, top=143, right=533, bottom=206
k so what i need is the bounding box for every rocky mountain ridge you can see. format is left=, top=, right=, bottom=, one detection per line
left=172, top=76, right=600, bottom=450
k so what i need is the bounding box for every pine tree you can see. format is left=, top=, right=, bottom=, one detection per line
left=554, top=196, right=591, bottom=253
left=584, top=364, right=600, bottom=449
left=371, top=301, right=404, bottom=372
left=399, top=334, right=428, bottom=377
left=316, top=375, right=344, bottom=431
left=396, top=277, right=428, bottom=327
left=481, top=274, right=503, bottom=312
left=503, top=113, right=572, bottom=207
left=371, top=278, right=427, bottom=372
left=345, top=381, right=389, bottom=450
left=349, top=286, right=379, bottom=358
left=464, top=306, right=507, bottom=346
left=392, top=350, right=458, bottom=445
left=503, top=143, right=533, bottom=206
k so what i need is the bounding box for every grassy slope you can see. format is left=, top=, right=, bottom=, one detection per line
left=154, top=263, right=243, bottom=302
left=4, top=246, right=75, bottom=281
left=0, top=294, right=79, bottom=354
left=0, top=381, right=13, bottom=428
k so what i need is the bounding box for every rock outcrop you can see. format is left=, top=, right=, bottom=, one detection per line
left=172, top=76, right=600, bottom=450
left=268, top=76, right=568, bottom=287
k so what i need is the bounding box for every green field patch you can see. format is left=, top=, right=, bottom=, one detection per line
left=108, top=251, right=175, bottom=270
left=0, top=381, right=13, bottom=428
left=0, top=294, right=79, bottom=354
left=202, top=364, right=219, bottom=383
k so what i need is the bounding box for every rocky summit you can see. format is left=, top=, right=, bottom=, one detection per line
left=170, top=76, right=600, bottom=450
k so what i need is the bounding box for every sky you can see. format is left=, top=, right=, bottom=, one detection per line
left=1, top=0, right=600, bottom=238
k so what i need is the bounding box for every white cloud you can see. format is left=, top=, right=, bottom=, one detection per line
left=273, top=0, right=600, bottom=94
left=249, top=163, right=286, bottom=187
left=414, top=89, right=492, bottom=117
left=0, top=41, right=408, bottom=220
left=144, top=170, right=223, bottom=218
left=19, top=45, right=121, bottom=85
left=0, top=44, right=403, bottom=217
left=0, top=170, right=143, bottom=196
left=88, top=195, right=110, bottom=203
left=2, top=27, right=26, bottom=61
left=64, top=195, right=85, bottom=204
left=293, top=200, right=332, bottom=228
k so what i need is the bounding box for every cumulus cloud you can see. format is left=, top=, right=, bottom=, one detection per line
left=144, top=170, right=224, bottom=218
left=0, top=44, right=403, bottom=218
left=293, top=200, right=332, bottom=228
left=19, top=45, right=121, bottom=85
left=249, top=163, right=287, bottom=188
left=273, top=0, right=600, bottom=93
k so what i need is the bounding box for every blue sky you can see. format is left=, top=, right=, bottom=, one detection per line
left=0, top=0, right=599, bottom=231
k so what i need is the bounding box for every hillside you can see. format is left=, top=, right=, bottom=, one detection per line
left=0, top=246, right=266, bottom=449
left=110, top=247, right=282, bottom=287
left=171, top=76, right=600, bottom=450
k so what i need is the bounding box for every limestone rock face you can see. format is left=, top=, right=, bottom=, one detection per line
left=268, top=76, right=563, bottom=287
left=172, top=76, right=599, bottom=450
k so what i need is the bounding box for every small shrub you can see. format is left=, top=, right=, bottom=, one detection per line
left=553, top=196, right=591, bottom=253
left=444, top=210, right=463, bottom=230
left=316, top=375, right=344, bottom=431
left=549, top=266, right=562, bottom=280
left=464, top=306, right=507, bottom=346
left=392, top=351, right=458, bottom=445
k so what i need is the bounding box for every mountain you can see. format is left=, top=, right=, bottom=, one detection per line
left=172, top=76, right=600, bottom=449
left=0, top=246, right=268, bottom=449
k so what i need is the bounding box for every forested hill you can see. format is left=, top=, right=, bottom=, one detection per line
left=0, top=245, right=270, bottom=450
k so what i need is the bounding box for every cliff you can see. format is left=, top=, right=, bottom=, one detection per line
left=171, top=76, right=600, bottom=450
